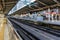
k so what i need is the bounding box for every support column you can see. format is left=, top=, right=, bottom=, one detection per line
left=48, top=8, right=51, bottom=21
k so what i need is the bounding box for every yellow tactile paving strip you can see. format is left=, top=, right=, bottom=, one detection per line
left=0, top=18, right=6, bottom=40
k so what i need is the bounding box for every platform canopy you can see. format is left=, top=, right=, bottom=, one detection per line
left=8, top=0, right=36, bottom=15
left=8, top=0, right=60, bottom=15
left=0, top=0, right=60, bottom=14
left=0, top=0, right=18, bottom=14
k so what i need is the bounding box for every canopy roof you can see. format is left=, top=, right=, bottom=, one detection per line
left=0, top=0, right=60, bottom=14
left=0, top=0, right=18, bottom=14
left=13, top=0, right=60, bottom=15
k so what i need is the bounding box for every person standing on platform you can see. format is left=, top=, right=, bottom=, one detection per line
left=45, top=12, right=51, bottom=21
left=51, top=11, right=56, bottom=21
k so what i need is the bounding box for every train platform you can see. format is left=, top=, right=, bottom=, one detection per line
left=0, top=18, right=7, bottom=40
left=11, top=16, right=60, bottom=26
left=0, top=16, right=21, bottom=40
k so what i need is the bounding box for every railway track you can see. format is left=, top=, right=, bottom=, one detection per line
left=7, top=17, right=60, bottom=40
left=10, top=20, right=38, bottom=40
left=8, top=18, right=43, bottom=40
left=9, top=17, right=60, bottom=37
